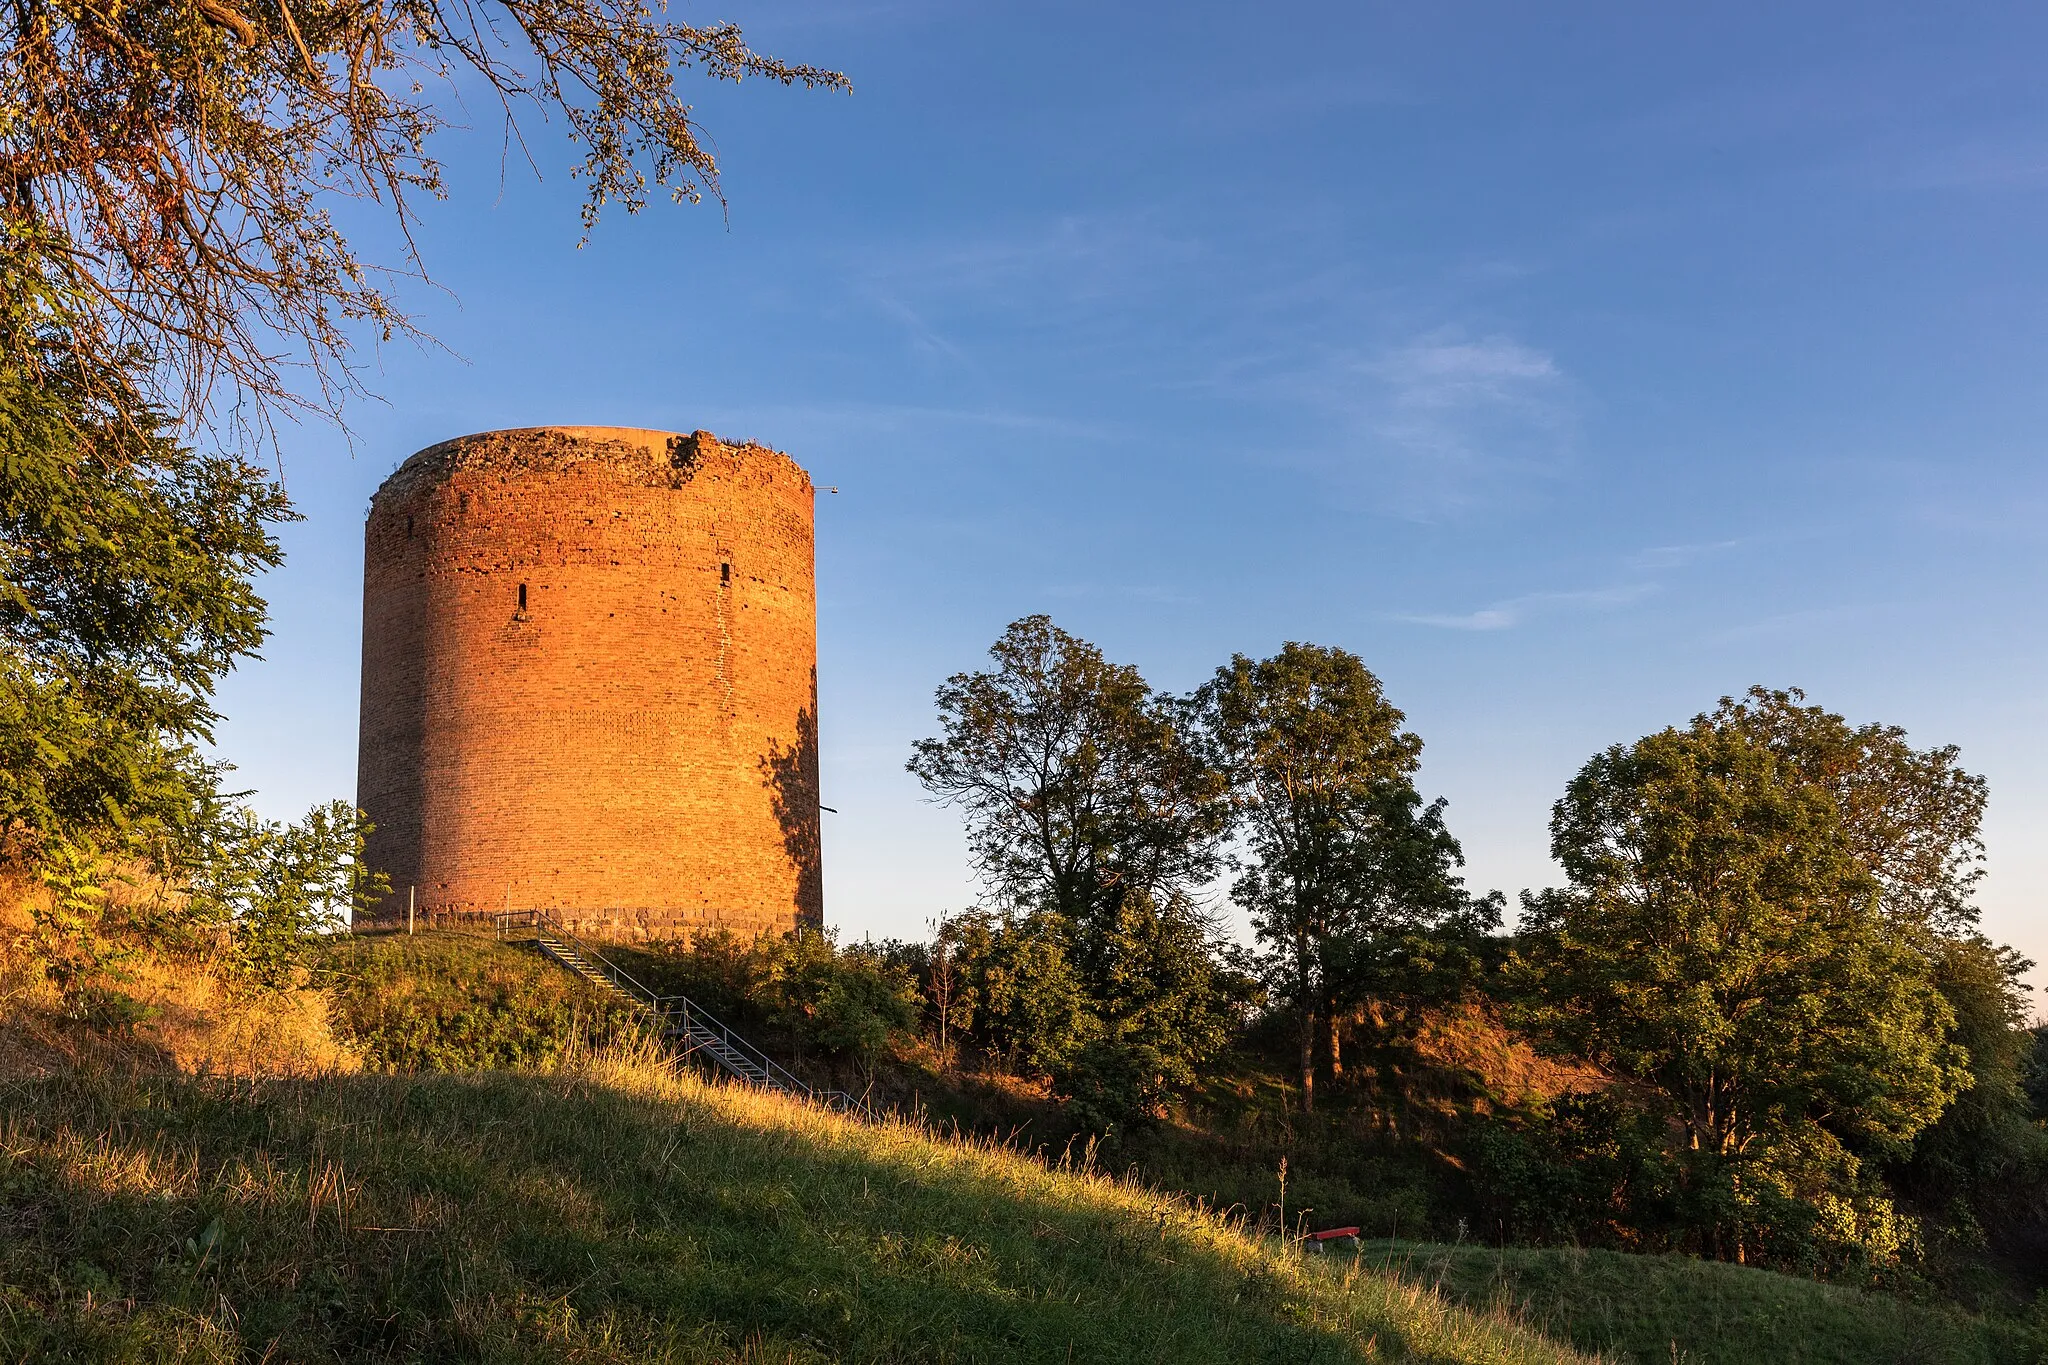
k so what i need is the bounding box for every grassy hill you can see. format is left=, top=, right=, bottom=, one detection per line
left=1350, top=1241, right=2039, bottom=1365
left=1, top=1044, right=1591, bottom=1363
left=5, top=926, right=2044, bottom=1362
left=283, top=930, right=2041, bottom=1364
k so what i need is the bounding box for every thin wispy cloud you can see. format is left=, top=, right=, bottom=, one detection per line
left=861, top=290, right=969, bottom=365
left=1395, top=531, right=1754, bottom=632
left=1394, top=583, right=1656, bottom=632
left=1365, top=332, right=1561, bottom=405
left=1301, top=327, right=1578, bottom=519
left=1627, top=539, right=1743, bottom=571
left=1398, top=605, right=1519, bottom=631
left=1042, top=582, right=1201, bottom=606
left=1707, top=603, right=1885, bottom=645
left=863, top=212, right=1202, bottom=315
left=849, top=211, right=1208, bottom=376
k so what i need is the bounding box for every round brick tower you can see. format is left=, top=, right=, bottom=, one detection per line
left=355, top=426, right=821, bottom=940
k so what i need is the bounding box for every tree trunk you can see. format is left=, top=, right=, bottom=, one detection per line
left=1299, top=1005, right=1316, bottom=1114
left=1326, top=1007, right=1344, bottom=1084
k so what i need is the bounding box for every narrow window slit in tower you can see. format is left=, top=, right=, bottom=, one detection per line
left=518, top=583, right=528, bottom=613
left=721, top=562, right=731, bottom=585
left=406, top=515, right=414, bottom=538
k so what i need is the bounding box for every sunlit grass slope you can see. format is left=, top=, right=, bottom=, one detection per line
left=1350, top=1241, right=2038, bottom=1365
left=0, top=1049, right=1590, bottom=1363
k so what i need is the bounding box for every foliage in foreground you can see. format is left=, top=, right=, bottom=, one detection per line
left=0, top=1048, right=1594, bottom=1364
left=1, top=363, right=383, bottom=1016
left=0, top=0, right=846, bottom=435
left=0, top=367, right=285, bottom=870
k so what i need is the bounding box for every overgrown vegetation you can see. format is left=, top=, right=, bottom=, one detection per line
left=0, top=867, right=358, bottom=1078
left=0, top=359, right=382, bottom=1062
left=209, top=930, right=2040, bottom=1361
left=888, top=619, right=2048, bottom=1308
left=321, top=932, right=642, bottom=1072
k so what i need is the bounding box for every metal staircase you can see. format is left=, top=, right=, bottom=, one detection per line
left=495, top=909, right=873, bottom=1121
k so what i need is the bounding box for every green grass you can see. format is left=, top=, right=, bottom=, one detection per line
left=7, top=933, right=2039, bottom=1361
left=320, top=929, right=643, bottom=1072
left=1345, top=1240, right=2041, bottom=1365
left=0, top=1047, right=1595, bottom=1363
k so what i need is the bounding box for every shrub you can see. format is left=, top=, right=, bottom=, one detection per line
left=640, top=926, right=923, bottom=1062
left=321, top=935, right=641, bottom=1072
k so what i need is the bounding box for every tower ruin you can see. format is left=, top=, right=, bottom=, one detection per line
left=355, top=426, right=821, bottom=939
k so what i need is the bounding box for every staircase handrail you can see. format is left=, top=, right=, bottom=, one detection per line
left=497, top=908, right=873, bottom=1120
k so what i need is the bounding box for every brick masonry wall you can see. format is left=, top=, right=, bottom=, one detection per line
left=356, top=427, right=821, bottom=941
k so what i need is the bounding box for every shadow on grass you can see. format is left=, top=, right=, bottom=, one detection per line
left=0, top=1062, right=1585, bottom=1363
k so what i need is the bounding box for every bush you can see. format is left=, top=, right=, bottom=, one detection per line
left=321, top=934, right=641, bottom=1072
left=639, top=927, right=922, bottom=1063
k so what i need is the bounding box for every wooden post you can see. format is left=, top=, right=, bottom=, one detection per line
left=408, top=885, right=415, bottom=936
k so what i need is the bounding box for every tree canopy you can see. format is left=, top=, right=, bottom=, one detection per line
left=908, top=616, right=1240, bottom=1124
left=0, top=0, right=846, bottom=433
left=1198, top=642, right=1492, bottom=1109
left=0, top=363, right=286, bottom=859
left=1514, top=696, right=1979, bottom=1262
left=1700, top=687, right=1988, bottom=935
left=908, top=615, right=1228, bottom=942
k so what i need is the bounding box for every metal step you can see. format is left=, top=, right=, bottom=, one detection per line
left=514, top=909, right=869, bottom=1119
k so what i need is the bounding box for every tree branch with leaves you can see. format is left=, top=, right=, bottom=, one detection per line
left=0, top=0, right=847, bottom=436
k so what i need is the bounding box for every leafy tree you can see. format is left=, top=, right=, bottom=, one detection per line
left=909, top=616, right=1227, bottom=939
left=1704, top=688, right=1988, bottom=934
left=923, top=901, right=1254, bottom=1128
left=640, top=927, right=921, bottom=1066
left=0, top=364, right=401, bottom=998
left=772, top=930, right=923, bottom=1064
left=0, top=0, right=846, bottom=432
left=1891, top=934, right=2046, bottom=1249
left=23, top=799, right=384, bottom=1005
left=187, top=798, right=389, bottom=989
left=1198, top=643, right=1495, bottom=1110
left=940, top=908, right=1094, bottom=1080
left=1704, top=690, right=2048, bottom=1263
left=1, top=365, right=287, bottom=862
left=925, top=912, right=967, bottom=1058
left=908, top=617, right=1236, bottom=1122
left=1062, top=889, right=1253, bottom=1125
left=2026, top=1027, right=2048, bottom=1124
left=1517, top=702, right=1971, bottom=1263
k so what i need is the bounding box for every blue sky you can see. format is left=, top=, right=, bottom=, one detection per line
left=211, top=1, right=2048, bottom=999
